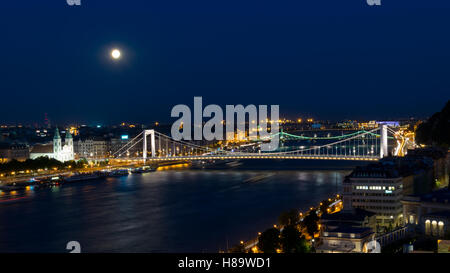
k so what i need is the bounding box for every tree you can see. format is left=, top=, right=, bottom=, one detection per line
left=278, top=208, right=300, bottom=227
left=257, top=228, right=280, bottom=253
left=229, top=243, right=246, bottom=253
left=416, top=100, right=450, bottom=148
left=0, top=157, right=89, bottom=174
left=319, top=199, right=332, bottom=215
left=280, top=225, right=310, bottom=253
left=302, top=212, right=319, bottom=237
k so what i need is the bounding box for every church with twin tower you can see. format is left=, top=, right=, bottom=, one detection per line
left=30, top=128, right=74, bottom=162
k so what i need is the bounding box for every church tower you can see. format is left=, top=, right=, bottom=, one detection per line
left=65, top=130, right=74, bottom=159
left=53, top=127, right=62, bottom=154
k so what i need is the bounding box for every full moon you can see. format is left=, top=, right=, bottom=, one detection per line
left=111, top=49, right=121, bottom=59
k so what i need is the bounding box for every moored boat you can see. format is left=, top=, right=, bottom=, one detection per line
left=131, top=166, right=156, bottom=174
left=107, top=169, right=129, bottom=177
left=64, top=172, right=102, bottom=183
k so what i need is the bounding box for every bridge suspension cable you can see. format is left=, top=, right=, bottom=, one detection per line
left=111, top=131, right=144, bottom=157
left=112, top=126, right=394, bottom=161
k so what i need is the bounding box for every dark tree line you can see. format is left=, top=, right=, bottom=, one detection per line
left=230, top=197, right=342, bottom=253
left=0, top=157, right=89, bottom=173
left=256, top=208, right=313, bottom=253
left=416, top=100, right=450, bottom=148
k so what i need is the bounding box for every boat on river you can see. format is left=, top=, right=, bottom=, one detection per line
left=64, top=172, right=102, bottom=183
left=130, top=166, right=156, bottom=174
left=107, top=169, right=130, bottom=177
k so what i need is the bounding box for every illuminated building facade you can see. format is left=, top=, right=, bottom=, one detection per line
left=29, top=128, right=74, bottom=162
left=0, top=142, right=29, bottom=162
left=342, top=164, right=406, bottom=230
left=316, top=226, right=375, bottom=253
left=75, top=138, right=108, bottom=159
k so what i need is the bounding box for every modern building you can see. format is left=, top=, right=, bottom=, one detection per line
left=29, top=128, right=74, bottom=162
left=402, top=188, right=450, bottom=237
left=343, top=164, right=406, bottom=229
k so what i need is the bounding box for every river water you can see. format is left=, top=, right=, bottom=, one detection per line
left=0, top=168, right=348, bottom=252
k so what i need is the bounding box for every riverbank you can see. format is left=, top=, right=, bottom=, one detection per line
left=229, top=194, right=343, bottom=253
left=0, top=160, right=190, bottom=186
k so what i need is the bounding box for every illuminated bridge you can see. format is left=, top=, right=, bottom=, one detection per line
left=112, top=125, right=412, bottom=162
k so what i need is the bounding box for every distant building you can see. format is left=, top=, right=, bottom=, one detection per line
left=0, top=142, right=29, bottom=162
left=311, top=123, right=322, bottom=129
left=358, top=121, right=399, bottom=129
left=75, top=138, right=109, bottom=159
left=336, top=120, right=357, bottom=129
left=29, top=128, right=74, bottom=162
left=358, top=121, right=378, bottom=130
left=377, top=121, right=400, bottom=127
left=110, top=137, right=127, bottom=156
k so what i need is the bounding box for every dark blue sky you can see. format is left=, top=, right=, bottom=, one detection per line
left=0, top=0, right=449, bottom=124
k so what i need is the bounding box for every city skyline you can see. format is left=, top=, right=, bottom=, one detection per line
left=0, top=114, right=423, bottom=128
left=1, top=1, right=449, bottom=124
left=0, top=0, right=449, bottom=258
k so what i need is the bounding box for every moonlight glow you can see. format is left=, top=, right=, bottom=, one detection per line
left=111, top=49, right=121, bottom=59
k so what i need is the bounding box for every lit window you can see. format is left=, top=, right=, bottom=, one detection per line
left=432, top=220, right=438, bottom=236
left=438, top=221, right=444, bottom=236
left=425, top=220, right=431, bottom=235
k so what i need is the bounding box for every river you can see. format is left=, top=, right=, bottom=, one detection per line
left=0, top=167, right=348, bottom=252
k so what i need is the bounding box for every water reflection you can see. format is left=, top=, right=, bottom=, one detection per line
left=0, top=169, right=348, bottom=252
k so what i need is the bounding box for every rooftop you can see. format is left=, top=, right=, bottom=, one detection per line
left=0, top=142, right=28, bottom=150
left=347, top=163, right=400, bottom=179
left=322, top=226, right=374, bottom=240
left=321, top=208, right=375, bottom=222
left=326, top=226, right=373, bottom=235
left=30, top=143, right=53, bottom=154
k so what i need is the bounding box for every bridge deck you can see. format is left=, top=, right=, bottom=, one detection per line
left=141, top=155, right=380, bottom=162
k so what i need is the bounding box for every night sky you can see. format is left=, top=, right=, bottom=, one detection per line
left=1, top=0, right=449, bottom=124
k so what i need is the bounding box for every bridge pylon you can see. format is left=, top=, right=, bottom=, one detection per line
left=143, top=129, right=156, bottom=163
left=380, top=125, right=388, bottom=158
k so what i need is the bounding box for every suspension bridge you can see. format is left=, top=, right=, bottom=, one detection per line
left=111, top=125, right=413, bottom=163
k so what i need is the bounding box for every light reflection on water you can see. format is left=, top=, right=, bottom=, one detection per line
left=0, top=169, right=347, bottom=253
